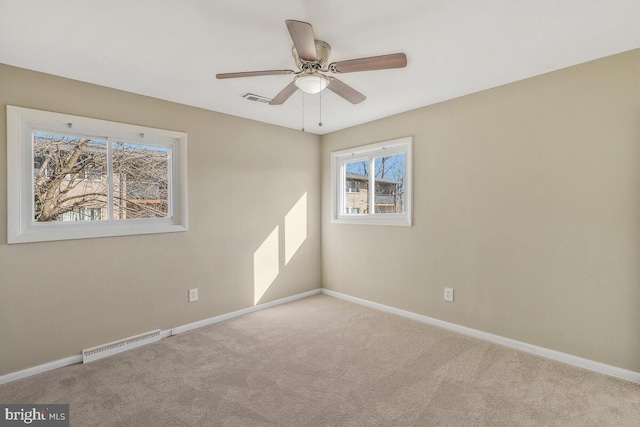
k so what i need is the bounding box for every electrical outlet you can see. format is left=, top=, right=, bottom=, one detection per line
left=188, top=288, right=199, bottom=303
left=444, top=287, right=454, bottom=302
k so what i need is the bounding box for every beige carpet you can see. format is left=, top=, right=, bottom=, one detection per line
left=1, top=294, right=639, bottom=426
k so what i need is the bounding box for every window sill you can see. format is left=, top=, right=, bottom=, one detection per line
left=331, top=216, right=412, bottom=227
left=8, top=220, right=187, bottom=244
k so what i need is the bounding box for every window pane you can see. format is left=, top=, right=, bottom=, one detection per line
left=112, top=141, right=170, bottom=220
left=373, top=153, right=405, bottom=214
left=344, top=160, right=369, bottom=214
left=33, top=132, right=107, bottom=222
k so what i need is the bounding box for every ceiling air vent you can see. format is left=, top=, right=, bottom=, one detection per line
left=243, top=93, right=272, bottom=104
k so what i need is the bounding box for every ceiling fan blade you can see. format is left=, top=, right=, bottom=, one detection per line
left=327, top=78, right=366, bottom=104
left=216, top=70, right=295, bottom=79
left=269, top=81, right=299, bottom=105
left=286, top=20, right=317, bottom=62
left=330, top=53, right=407, bottom=73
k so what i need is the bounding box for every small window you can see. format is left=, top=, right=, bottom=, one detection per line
left=331, top=137, right=412, bottom=226
left=346, top=179, right=361, bottom=193
left=7, top=106, right=188, bottom=244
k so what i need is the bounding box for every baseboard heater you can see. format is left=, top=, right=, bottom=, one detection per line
left=82, top=329, right=161, bottom=363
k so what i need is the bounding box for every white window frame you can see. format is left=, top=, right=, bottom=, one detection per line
left=331, top=136, right=412, bottom=226
left=7, top=105, right=188, bottom=244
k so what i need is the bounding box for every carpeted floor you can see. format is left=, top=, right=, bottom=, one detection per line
left=1, top=294, right=639, bottom=426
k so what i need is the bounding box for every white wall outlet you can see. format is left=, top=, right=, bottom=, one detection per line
left=188, top=288, right=199, bottom=303
left=444, top=287, right=454, bottom=302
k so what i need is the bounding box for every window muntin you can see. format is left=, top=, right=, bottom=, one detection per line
left=7, top=106, right=188, bottom=244
left=332, top=137, right=412, bottom=226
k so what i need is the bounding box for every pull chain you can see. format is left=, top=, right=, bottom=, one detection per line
left=301, top=93, right=305, bottom=132
left=319, top=89, right=323, bottom=127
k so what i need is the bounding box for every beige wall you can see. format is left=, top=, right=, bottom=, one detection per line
left=322, top=49, right=640, bottom=372
left=2, top=48, right=639, bottom=377
left=0, top=64, right=322, bottom=374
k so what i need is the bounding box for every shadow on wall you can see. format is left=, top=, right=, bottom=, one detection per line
left=253, top=193, right=307, bottom=305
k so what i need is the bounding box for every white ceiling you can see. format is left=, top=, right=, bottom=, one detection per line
left=1, top=1, right=639, bottom=135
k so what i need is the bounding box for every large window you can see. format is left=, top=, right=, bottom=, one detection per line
left=331, top=137, right=412, bottom=226
left=7, top=106, right=188, bottom=243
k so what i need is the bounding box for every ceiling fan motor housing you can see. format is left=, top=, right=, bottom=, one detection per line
left=292, top=40, right=332, bottom=70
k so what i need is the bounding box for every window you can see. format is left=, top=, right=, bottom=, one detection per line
left=7, top=106, right=188, bottom=243
left=331, top=137, right=412, bottom=226
left=346, top=180, right=361, bottom=193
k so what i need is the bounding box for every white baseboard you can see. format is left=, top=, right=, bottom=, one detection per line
left=321, top=289, right=640, bottom=385
left=7, top=287, right=635, bottom=386
left=0, top=288, right=322, bottom=385
left=0, top=355, right=83, bottom=386
left=169, top=288, right=321, bottom=335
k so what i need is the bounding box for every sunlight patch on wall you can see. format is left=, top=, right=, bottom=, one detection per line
left=253, top=226, right=279, bottom=305
left=253, top=193, right=308, bottom=306
left=285, top=193, right=307, bottom=265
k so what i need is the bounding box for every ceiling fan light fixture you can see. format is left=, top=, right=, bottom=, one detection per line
left=294, top=73, right=329, bottom=94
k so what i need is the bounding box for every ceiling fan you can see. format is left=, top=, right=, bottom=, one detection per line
left=216, top=20, right=407, bottom=105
